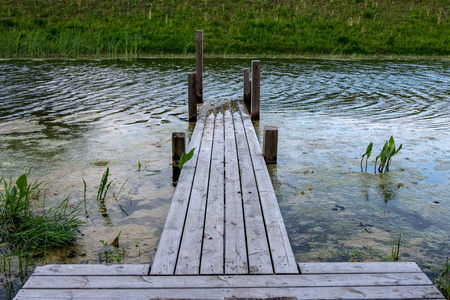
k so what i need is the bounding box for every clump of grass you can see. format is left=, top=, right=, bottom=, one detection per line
left=0, top=173, right=83, bottom=255
left=0, top=171, right=83, bottom=294
left=434, top=258, right=450, bottom=299
left=389, top=232, right=402, bottom=262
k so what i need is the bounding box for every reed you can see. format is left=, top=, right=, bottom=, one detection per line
left=435, top=258, right=450, bottom=299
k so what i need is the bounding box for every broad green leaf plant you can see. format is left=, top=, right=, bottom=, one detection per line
left=178, top=148, right=195, bottom=170
left=361, top=136, right=402, bottom=174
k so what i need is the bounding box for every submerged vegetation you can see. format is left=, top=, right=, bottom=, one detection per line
left=0, top=0, right=449, bottom=58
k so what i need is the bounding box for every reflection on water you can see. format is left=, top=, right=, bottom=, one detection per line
left=0, top=58, right=449, bottom=297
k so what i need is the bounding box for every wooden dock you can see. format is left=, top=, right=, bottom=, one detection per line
left=151, top=101, right=297, bottom=275
left=15, top=100, right=445, bottom=300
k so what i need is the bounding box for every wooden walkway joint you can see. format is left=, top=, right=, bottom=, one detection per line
left=151, top=100, right=298, bottom=275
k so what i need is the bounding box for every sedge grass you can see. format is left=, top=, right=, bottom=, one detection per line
left=1, top=172, right=83, bottom=298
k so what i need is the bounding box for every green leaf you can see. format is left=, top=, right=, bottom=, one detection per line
left=16, top=174, right=28, bottom=198
left=178, top=148, right=195, bottom=170
left=365, top=142, right=373, bottom=159
left=396, top=144, right=403, bottom=154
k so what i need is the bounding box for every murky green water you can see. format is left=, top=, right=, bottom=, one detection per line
left=1, top=58, right=449, bottom=298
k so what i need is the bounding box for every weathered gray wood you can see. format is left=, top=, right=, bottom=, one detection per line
left=250, top=60, right=260, bottom=121
left=14, top=285, right=445, bottom=300
left=172, top=132, right=185, bottom=164
left=232, top=107, right=272, bottom=274
left=238, top=102, right=298, bottom=274
left=243, top=68, right=251, bottom=114
left=23, top=272, right=434, bottom=289
left=263, top=126, right=278, bottom=164
left=150, top=116, right=206, bottom=275
left=201, top=108, right=225, bottom=274
left=31, top=264, right=149, bottom=276
left=196, top=30, right=203, bottom=103
left=224, top=105, right=248, bottom=274
left=299, top=262, right=424, bottom=274
left=176, top=113, right=215, bottom=275
left=188, top=72, right=197, bottom=121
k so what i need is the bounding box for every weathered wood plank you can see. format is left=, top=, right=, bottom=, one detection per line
left=238, top=102, right=298, bottom=274
left=176, top=113, right=215, bottom=275
left=299, top=262, right=424, bottom=274
left=224, top=105, right=248, bottom=274
left=232, top=106, right=272, bottom=274
left=23, top=273, right=435, bottom=289
left=150, top=116, right=206, bottom=275
left=15, top=285, right=445, bottom=300
left=31, top=264, right=149, bottom=276
left=201, top=108, right=225, bottom=274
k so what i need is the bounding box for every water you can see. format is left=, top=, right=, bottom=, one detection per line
left=0, top=58, right=449, bottom=297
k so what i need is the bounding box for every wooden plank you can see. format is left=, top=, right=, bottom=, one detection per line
left=299, top=262, right=424, bottom=274
left=238, top=102, right=298, bottom=274
left=14, top=286, right=445, bottom=300
left=31, top=264, right=149, bottom=276
left=201, top=108, right=225, bottom=274
left=150, top=116, right=206, bottom=275
left=23, top=273, right=435, bottom=289
left=224, top=105, right=248, bottom=274
left=175, top=113, right=215, bottom=274
left=232, top=106, right=272, bottom=274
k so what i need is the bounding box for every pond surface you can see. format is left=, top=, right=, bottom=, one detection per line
left=0, top=58, right=449, bottom=298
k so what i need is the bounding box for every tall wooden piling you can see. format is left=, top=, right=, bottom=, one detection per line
left=251, top=60, right=260, bottom=121
left=196, top=30, right=203, bottom=104
left=263, top=126, right=278, bottom=164
left=188, top=72, right=197, bottom=121
left=243, top=68, right=251, bottom=114
left=172, top=132, right=186, bottom=182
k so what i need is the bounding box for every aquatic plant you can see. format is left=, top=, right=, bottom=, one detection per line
left=375, top=136, right=402, bottom=173
left=389, top=232, right=402, bottom=262
left=360, top=142, right=373, bottom=172
left=178, top=148, right=195, bottom=170
left=99, top=236, right=125, bottom=264
left=434, top=258, right=450, bottom=299
left=96, top=167, right=112, bottom=202
left=0, top=171, right=83, bottom=291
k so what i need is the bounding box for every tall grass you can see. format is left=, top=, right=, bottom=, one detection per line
left=0, top=0, right=448, bottom=57
left=0, top=172, right=83, bottom=297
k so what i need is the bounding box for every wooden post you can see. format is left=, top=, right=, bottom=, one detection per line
left=172, top=132, right=185, bottom=183
left=196, top=30, right=203, bottom=104
left=251, top=60, right=260, bottom=121
left=243, top=68, right=251, bottom=114
left=188, top=72, right=197, bottom=121
left=263, top=126, right=278, bottom=164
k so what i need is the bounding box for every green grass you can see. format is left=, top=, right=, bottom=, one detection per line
left=0, top=173, right=83, bottom=279
left=0, top=0, right=448, bottom=58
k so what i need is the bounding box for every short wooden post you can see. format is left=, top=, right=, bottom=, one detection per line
left=172, top=132, right=185, bottom=183
left=196, top=30, right=203, bottom=104
left=251, top=60, right=260, bottom=121
left=188, top=72, right=197, bottom=121
left=263, top=126, right=278, bottom=164
left=243, top=68, right=251, bottom=114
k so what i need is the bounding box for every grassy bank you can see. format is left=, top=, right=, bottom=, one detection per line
left=0, top=0, right=449, bottom=58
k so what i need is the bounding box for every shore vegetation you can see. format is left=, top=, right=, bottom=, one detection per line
left=0, top=0, right=448, bottom=58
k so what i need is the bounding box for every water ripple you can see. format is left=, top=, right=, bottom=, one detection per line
left=0, top=58, right=449, bottom=131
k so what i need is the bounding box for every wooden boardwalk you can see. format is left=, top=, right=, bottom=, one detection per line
left=151, top=101, right=297, bottom=275
left=15, top=100, right=445, bottom=299
left=15, top=262, right=444, bottom=299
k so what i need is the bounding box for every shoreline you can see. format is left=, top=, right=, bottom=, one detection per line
left=1, top=53, right=449, bottom=61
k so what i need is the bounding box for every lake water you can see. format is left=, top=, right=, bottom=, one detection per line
left=0, top=58, right=449, bottom=298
